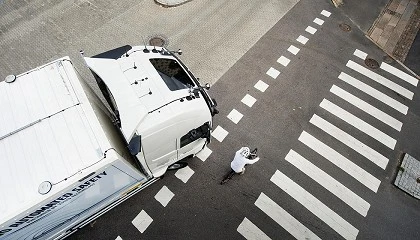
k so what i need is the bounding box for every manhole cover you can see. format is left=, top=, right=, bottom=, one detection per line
left=149, top=36, right=167, bottom=47
left=339, top=23, right=351, bottom=32
left=365, top=58, right=379, bottom=69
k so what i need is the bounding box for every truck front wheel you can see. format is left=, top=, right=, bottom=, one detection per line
left=167, top=162, right=188, bottom=171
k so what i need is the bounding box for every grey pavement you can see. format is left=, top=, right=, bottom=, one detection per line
left=0, top=0, right=300, bottom=87
left=395, top=154, right=420, bottom=199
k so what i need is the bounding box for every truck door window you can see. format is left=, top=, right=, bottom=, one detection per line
left=149, top=58, right=194, bottom=91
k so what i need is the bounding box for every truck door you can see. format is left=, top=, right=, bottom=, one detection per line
left=142, top=126, right=178, bottom=175
left=178, top=122, right=210, bottom=160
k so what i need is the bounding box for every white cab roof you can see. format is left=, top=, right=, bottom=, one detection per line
left=84, top=46, right=197, bottom=141
left=0, top=57, right=112, bottom=225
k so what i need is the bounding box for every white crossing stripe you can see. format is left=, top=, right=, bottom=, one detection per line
left=296, top=35, right=309, bottom=44
left=196, top=146, right=212, bottom=162
left=285, top=149, right=370, bottom=216
left=353, top=49, right=367, bottom=60
left=330, top=85, right=402, bottom=131
left=212, top=125, right=229, bottom=142
left=255, top=192, right=321, bottom=240
left=380, top=62, right=419, bottom=86
left=313, top=18, right=324, bottom=25
left=227, top=109, right=243, bottom=124
left=310, top=114, right=389, bottom=169
left=288, top=45, right=300, bottom=55
left=266, top=67, right=280, bottom=79
left=271, top=170, right=359, bottom=240
left=255, top=80, right=269, bottom=92
left=338, top=72, right=408, bottom=114
left=132, top=210, right=153, bottom=233
left=320, top=99, right=397, bottom=149
left=299, top=131, right=381, bottom=192
left=321, top=10, right=331, bottom=17
left=175, top=165, right=194, bottom=183
left=115, top=236, right=123, bottom=240
left=277, top=56, right=291, bottom=67
left=346, top=60, right=414, bottom=100
left=154, top=186, right=175, bottom=207
left=242, top=94, right=257, bottom=107
left=237, top=217, right=271, bottom=240
left=305, top=26, right=317, bottom=34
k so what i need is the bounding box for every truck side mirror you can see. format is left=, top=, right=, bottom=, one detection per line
left=204, top=83, right=210, bottom=90
left=128, top=134, right=142, bottom=155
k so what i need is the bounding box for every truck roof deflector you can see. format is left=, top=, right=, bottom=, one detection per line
left=84, top=57, right=148, bottom=141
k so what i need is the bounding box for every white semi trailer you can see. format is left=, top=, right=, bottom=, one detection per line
left=0, top=45, right=218, bottom=239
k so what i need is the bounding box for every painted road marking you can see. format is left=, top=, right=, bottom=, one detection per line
left=115, top=236, right=122, bottom=240
left=255, top=192, right=321, bottom=240
left=154, top=186, right=175, bottom=207
left=310, top=114, right=389, bottom=169
left=237, top=217, right=271, bottom=240
left=321, top=10, right=331, bottom=17
left=241, top=94, right=257, bottom=107
left=320, top=99, right=397, bottom=149
left=277, top=56, right=291, bottom=67
left=286, top=149, right=370, bottom=216
left=380, top=62, right=418, bottom=86
left=196, top=146, right=212, bottom=162
left=212, top=125, right=229, bottom=142
left=296, top=35, right=309, bottom=45
left=227, top=109, right=244, bottom=124
left=305, top=26, right=317, bottom=34
left=299, top=131, right=381, bottom=192
left=255, top=80, right=269, bottom=92
left=313, top=17, right=324, bottom=25
left=353, top=49, right=367, bottom=60
left=132, top=210, right=153, bottom=233
left=271, top=170, right=359, bottom=240
left=288, top=45, right=300, bottom=55
left=330, top=85, right=402, bottom=131
left=347, top=60, right=414, bottom=100
left=266, top=67, right=280, bottom=79
left=338, top=72, right=408, bottom=114
left=175, top=165, right=194, bottom=183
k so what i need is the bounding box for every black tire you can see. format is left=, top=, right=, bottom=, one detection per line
left=167, top=161, right=188, bottom=171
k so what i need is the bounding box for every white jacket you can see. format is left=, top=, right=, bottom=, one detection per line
left=231, top=147, right=260, bottom=173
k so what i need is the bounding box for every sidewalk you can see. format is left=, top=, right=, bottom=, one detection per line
left=367, top=0, right=420, bottom=63
left=394, top=154, right=420, bottom=199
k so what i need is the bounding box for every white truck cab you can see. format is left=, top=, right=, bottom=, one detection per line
left=0, top=45, right=217, bottom=239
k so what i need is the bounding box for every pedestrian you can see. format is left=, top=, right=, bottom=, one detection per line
left=220, top=147, right=259, bottom=184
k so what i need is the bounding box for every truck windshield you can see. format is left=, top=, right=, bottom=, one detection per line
left=149, top=58, right=195, bottom=91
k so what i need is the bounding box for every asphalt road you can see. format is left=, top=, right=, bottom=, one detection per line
left=1, top=0, right=420, bottom=239
left=69, top=0, right=420, bottom=239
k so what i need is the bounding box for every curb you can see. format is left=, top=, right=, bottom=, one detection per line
left=154, top=0, right=192, bottom=8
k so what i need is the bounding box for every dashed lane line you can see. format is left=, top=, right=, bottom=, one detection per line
left=296, top=35, right=309, bottom=45
left=255, top=80, right=269, bottom=92
left=277, top=56, right=291, bottom=67
left=132, top=210, right=153, bottom=233
left=175, top=165, right=194, bottom=183
left=154, top=186, right=175, bottom=207
left=266, top=67, right=280, bottom=79
left=305, top=26, right=317, bottom=34
left=287, top=45, right=300, bottom=55
left=241, top=94, right=257, bottom=107
left=212, top=125, right=229, bottom=142
left=227, top=109, right=244, bottom=124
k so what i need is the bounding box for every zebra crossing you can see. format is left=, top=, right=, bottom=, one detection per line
left=237, top=48, right=418, bottom=239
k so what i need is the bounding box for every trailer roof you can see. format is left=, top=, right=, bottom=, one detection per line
left=0, top=57, right=111, bottom=225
